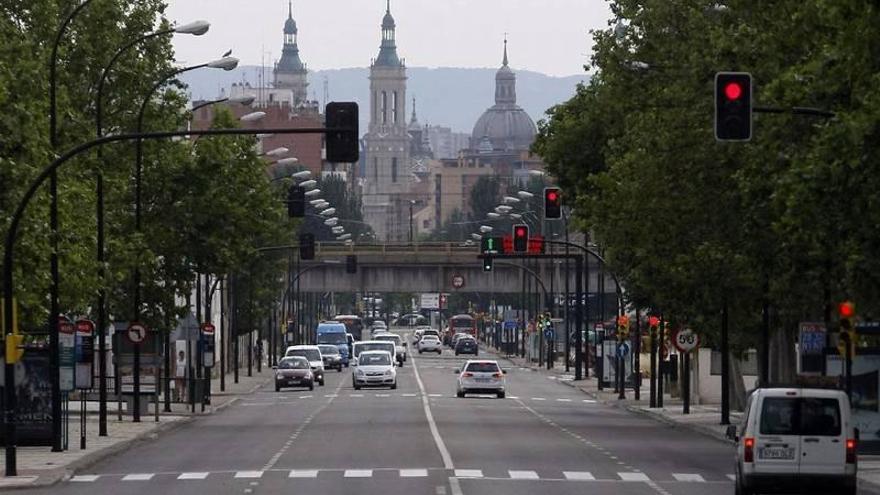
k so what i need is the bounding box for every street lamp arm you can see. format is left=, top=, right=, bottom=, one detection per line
left=494, top=260, right=549, bottom=308
left=51, top=0, right=98, bottom=146
left=191, top=97, right=230, bottom=113
left=544, top=239, right=625, bottom=315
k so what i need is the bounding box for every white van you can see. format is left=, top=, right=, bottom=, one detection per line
left=728, top=387, right=857, bottom=495
left=352, top=340, right=397, bottom=366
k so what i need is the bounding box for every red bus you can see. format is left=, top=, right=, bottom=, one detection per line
left=445, top=314, right=476, bottom=345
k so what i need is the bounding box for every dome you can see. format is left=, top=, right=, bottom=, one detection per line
left=471, top=105, right=537, bottom=152
left=382, top=11, right=395, bottom=29
left=284, top=16, right=297, bottom=35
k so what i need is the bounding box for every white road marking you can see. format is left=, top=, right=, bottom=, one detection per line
left=672, top=473, right=705, bottom=482
left=428, top=393, right=443, bottom=397
left=178, top=472, right=209, bottom=480
left=449, top=476, right=464, bottom=495
left=412, top=355, right=455, bottom=470
left=563, top=471, right=596, bottom=481
left=70, top=475, right=100, bottom=482
left=727, top=474, right=736, bottom=481
left=344, top=469, right=373, bottom=478
left=509, top=470, right=539, bottom=479
left=289, top=470, right=319, bottom=478
left=618, top=472, right=650, bottom=482
left=234, top=471, right=263, bottom=479
left=556, top=398, right=572, bottom=402
left=122, top=474, right=154, bottom=481
left=582, top=399, right=597, bottom=403
left=324, top=394, right=338, bottom=398
left=532, top=397, right=546, bottom=401
left=350, top=394, right=364, bottom=397
left=402, top=393, right=417, bottom=397
left=375, top=393, right=390, bottom=398
left=454, top=469, right=483, bottom=478
left=508, top=396, right=520, bottom=399
left=400, top=469, right=429, bottom=477
left=299, top=395, right=313, bottom=399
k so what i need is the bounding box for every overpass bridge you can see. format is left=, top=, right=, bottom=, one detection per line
left=285, top=242, right=618, bottom=296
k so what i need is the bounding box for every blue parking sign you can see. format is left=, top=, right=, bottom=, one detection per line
left=799, top=322, right=826, bottom=355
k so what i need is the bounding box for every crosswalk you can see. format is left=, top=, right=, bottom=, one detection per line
left=69, top=468, right=732, bottom=484
left=247, top=393, right=597, bottom=404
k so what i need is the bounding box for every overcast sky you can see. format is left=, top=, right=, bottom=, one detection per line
left=164, top=0, right=613, bottom=77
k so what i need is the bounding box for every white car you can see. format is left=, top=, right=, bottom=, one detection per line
left=417, top=335, right=442, bottom=354
left=353, top=350, right=397, bottom=390
left=284, top=345, right=325, bottom=386
left=352, top=340, right=397, bottom=365
left=728, top=387, right=857, bottom=495
left=374, top=332, right=406, bottom=364
left=412, top=329, right=424, bottom=345
left=456, top=360, right=506, bottom=398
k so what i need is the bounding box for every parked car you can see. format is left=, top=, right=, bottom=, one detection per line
left=418, top=335, right=442, bottom=354
left=284, top=345, right=325, bottom=386
left=352, top=350, right=397, bottom=390
left=454, top=336, right=478, bottom=356
left=456, top=360, right=506, bottom=398
left=317, top=344, right=344, bottom=372
left=274, top=356, right=314, bottom=391
left=728, top=387, right=857, bottom=495
left=374, top=332, right=407, bottom=365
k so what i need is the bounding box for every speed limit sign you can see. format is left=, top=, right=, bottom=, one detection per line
left=673, top=328, right=700, bottom=353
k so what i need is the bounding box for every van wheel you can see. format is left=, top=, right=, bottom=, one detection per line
left=319, top=378, right=325, bottom=386
left=391, top=381, right=397, bottom=390
left=419, top=350, right=423, bottom=354
left=734, top=474, right=753, bottom=495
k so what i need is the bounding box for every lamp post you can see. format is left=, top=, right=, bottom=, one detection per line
left=92, top=20, right=210, bottom=438
left=131, top=56, right=239, bottom=423
left=409, top=200, right=415, bottom=243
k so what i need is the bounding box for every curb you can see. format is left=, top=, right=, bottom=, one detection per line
left=0, top=377, right=270, bottom=491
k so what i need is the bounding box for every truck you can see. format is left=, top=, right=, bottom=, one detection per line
left=315, top=322, right=351, bottom=366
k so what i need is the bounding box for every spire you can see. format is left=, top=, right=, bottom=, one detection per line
left=375, top=0, right=401, bottom=67
left=411, top=97, right=417, bottom=123
left=495, top=36, right=516, bottom=105
left=289, top=0, right=292, bottom=18
left=387, top=0, right=391, bottom=14
left=503, top=34, right=509, bottom=67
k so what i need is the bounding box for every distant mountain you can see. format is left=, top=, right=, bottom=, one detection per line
left=180, top=66, right=588, bottom=134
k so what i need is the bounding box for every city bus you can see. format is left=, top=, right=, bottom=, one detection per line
left=333, top=315, right=365, bottom=341
left=445, top=314, right=476, bottom=345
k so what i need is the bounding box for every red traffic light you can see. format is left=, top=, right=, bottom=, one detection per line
left=839, top=301, right=856, bottom=319
left=547, top=190, right=558, bottom=202
left=724, top=82, right=743, bottom=101
left=648, top=316, right=660, bottom=328
left=515, top=227, right=527, bottom=237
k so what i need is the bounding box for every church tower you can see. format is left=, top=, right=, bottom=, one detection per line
left=274, top=1, right=309, bottom=106
left=363, top=0, right=410, bottom=241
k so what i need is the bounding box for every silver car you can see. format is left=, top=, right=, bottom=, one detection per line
left=456, top=360, right=506, bottom=398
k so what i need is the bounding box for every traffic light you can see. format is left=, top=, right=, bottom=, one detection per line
left=482, top=256, right=493, bottom=272
left=513, top=224, right=529, bottom=252
left=5, top=333, right=23, bottom=364
left=715, top=72, right=752, bottom=141
left=481, top=236, right=504, bottom=254
left=299, top=233, right=315, bottom=260
left=325, top=102, right=359, bottom=163
left=838, top=301, right=856, bottom=357
left=287, top=185, right=305, bottom=217
left=616, top=315, right=630, bottom=341
left=346, top=254, right=358, bottom=274
left=544, top=187, right=562, bottom=219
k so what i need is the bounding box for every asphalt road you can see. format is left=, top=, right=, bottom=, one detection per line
left=24, top=329, right=878, bottom=495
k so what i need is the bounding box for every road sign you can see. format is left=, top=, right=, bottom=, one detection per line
left=75, top=319, right=95, bottom=335
left=799, top=322, right=826, bottom=355
left=127, top=322, right=147, bottom=344
left=672, top=328, right=700, bottom=353
left=452, top=274, right=465, bottom=289
left=59, top=317, right=76, bottom=391
left=420, top=293, right=440, bottom=310
left=617, top=342, right=630, bottom=357
left=200, top=323, right=216, bottom=335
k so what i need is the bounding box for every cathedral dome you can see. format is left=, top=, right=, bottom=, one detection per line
left=284, top=16, right=297, bottom=35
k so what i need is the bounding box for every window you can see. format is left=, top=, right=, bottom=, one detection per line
left=759, top=397, right=841, bottom=436
left=373, top=158, right=379, bottom=182
left=391, top=158, right=398, bottom=183
left=392, top=91, right=398, bottom=124
left=286, top=349, right=320, bottom=361
left=382, top=91, right=387, bottom=124
left=760, top=398, right=797, bottom=435
left=465, top=362, right=500, bottom=373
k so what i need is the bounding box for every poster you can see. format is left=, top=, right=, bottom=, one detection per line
left=0, top=347, right=54, bottom=446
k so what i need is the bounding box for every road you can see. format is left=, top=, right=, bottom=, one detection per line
left=23, top=329, right=874, bottom=495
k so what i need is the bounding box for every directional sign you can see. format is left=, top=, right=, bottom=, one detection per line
left=127, top=322, right=147, bottom=344
left=672, top=328, right=700, bottom=353
left=617, top=342, right=630, bottom=357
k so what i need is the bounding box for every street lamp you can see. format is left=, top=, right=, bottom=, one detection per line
left=299, top=179, right=318, bottom=189
left=337, top=234, right=352, bottom=240
left=517, top=190, right=535, bottom=199
left=131, top=56, right=239, bottom=423
left=324, top=218, right=339, bottom=226
left=502, top=196, right=521, bottom=204
left=528, top=170, right=546, bottom=177
left=91, top=19, right=212, bottom=441
left=274, top=157, right=299, bottom=166
left=239, top=111, right=266, bottom=123
left=305, top=188, right=321, bottom=197
left=487, top=212, right=501, bottom=219
left=495, top=205, right=513, bottom=214
left=263, top=147, right=289, bottom=158
left=309, top=199, right=325, bottom=206
left=292, top=170, right=311, bottom=179
left=471, top=233, right=483, bottom=240
left=479, top=225, right=493, bottom=233
left=320, top=208, right=337, bottom=216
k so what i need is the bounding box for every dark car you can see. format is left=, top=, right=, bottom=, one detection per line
left=274, top=356, right=314, bottom=391
left=455, top=336, right=478, bottom=356
left=318, top=344, right=344, bottom=372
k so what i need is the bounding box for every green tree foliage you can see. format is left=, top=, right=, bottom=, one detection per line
left=533, top=0, right=880, bottom=360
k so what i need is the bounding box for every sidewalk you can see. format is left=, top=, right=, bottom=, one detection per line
left=492, top=347, right=880, bottom=489
left=0, top=368, right=270, bottom=489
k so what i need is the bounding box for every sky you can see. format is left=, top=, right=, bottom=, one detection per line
left=164, top=0, right=613, bottom=77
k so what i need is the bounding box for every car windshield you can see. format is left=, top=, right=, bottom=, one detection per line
left=360, top=353, right=391, bottom=366
left=375, top=335, right=401, bottom=344
left=421, top=336, right=438, bottom=342
left=465, top=362, right=500, bottom=373
left=317, top=333, right=346, bottom=344
left=287, top=349, right=321, bottom=361
left=278, top=358, right=308, bottom=370
left=355, top=343, right=393, bottom=356
left=318, top=345, right=339, bottom=355
left=760, top=397, right=841, bottom=436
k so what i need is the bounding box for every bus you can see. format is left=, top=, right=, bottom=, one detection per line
left=333, top=315, right=365, bottom=341
left=445, top=314, right=476, bottom=345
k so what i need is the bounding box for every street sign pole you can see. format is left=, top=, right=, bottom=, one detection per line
left=683, top=351, right=691, bottom=415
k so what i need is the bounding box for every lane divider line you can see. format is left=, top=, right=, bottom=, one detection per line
left=411, top=354, right=455, bottom=470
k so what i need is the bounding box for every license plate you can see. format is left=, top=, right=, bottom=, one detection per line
left=759, top=447, right=794, bottom=460
left=475, top=378, right=492, bottom=383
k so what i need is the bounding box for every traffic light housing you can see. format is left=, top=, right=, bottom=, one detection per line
left=482, top=256, right=493, bottom=272
left=481, top=236, right=504, bottom=254
left=287, top=185, right=305, bottom=217
left=299, top=233, right=315, bottom=260
left=346, top=254, right=358, bottom=274
left=616, top=315, right=630, bottom=341
left=5, top=333, right=23, bottom=364
left=512, top=224, right=529, bottom=253
left=544, top=187, right=562, bottom=219
left=838, top=301, right=856, bottom=357
left=325, top=102, right=359, bottom=163
left=715, top=72, right=752, bottom=141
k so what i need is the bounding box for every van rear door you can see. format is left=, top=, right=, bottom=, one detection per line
left=798, top=396, right=846, bottom=475
left=755, top=393, right=801, bottom=475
